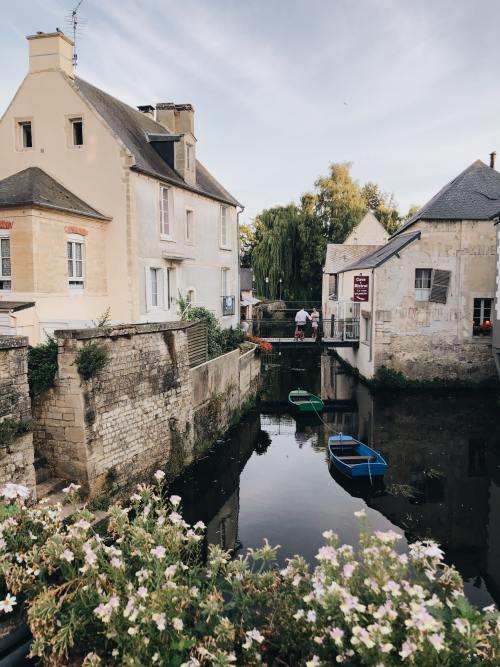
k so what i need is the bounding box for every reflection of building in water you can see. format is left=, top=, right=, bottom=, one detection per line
left=168, top=412, right=261, bottom=554
left=320, top=353, right=359, bottom=435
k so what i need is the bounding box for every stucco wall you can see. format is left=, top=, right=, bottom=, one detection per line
left=0, top=336, right=35, bottom=495
left=493, top=225, right=500, bottom=375
left=336, top=220, right=497, bottom=382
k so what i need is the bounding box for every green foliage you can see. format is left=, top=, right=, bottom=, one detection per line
left=0, top=419, right=35, bottom=447
left=178, top=297, right=245, bottom=359
left=239, top=223, right=255, bottom=268
left=0, top=485, right=498, bottom=666
left=75, top=342, right=109, bottom=380
left=92, top=308, right=112, bottom=328
left=27, top=338, right=59, bottom=396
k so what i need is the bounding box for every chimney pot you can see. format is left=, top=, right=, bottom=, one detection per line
left=137, top=104, right=155, bottom=119
left=490, top=151, right=496, bottom=169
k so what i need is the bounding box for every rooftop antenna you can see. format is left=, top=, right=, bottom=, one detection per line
left=66, top=0, right=87, bottom=68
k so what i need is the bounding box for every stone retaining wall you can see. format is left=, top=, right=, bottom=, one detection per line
left=0, top=336, right=35, bottom=495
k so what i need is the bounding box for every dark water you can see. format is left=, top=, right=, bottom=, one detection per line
left=170, top=348, right=500, bottom=609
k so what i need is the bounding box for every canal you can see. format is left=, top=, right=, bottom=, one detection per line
left=169, top=347, right=500, bottom=609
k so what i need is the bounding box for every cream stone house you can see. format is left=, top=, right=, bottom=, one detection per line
left=331, top=159, right=500, bottom=382
left=322, top=211, right=388, bottom=332
left=493, top=207, right=500, bottom=377
left=0, top=31, right=241, bottom=343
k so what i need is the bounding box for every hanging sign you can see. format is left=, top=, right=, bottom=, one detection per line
left=353, top=275, right=369, bottom=301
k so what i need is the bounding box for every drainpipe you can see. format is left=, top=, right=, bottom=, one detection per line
left=237, top=205, right=245, bottom=324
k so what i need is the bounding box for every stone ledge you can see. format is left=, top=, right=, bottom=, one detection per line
left=55, top=320, right=198, bottom=341
left=0, top=335, right=29, bottom=350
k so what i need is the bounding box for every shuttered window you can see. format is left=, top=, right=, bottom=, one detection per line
left=429, top=269, right=451, bottom=304
left=0, top=235, right=11, bottom=291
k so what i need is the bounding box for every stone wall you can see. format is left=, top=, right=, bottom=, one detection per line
left=0, top=336, right=35, bottom=495
left=33, top=323, right=261, bottom=497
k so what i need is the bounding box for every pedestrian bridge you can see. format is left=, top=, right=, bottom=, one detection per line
left=252, top=318, right=360, bottom=348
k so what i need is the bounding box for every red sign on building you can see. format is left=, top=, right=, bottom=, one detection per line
left=353, top=275, right=369, bottom=302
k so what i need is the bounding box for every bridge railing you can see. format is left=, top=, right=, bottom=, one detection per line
left=250, top=318, right=359, bottom=342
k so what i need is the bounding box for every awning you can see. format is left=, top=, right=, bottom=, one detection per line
left=240, top=296, right=260, bottom=307
left=0, top=301, right=35, bottom=313
left=161, top=251, right=194, bottom=262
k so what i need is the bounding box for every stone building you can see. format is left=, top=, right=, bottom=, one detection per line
left=0, top=31, right=241, bottom=343
left=322, top=211, right=388, bottom=334
left=331, top=159, right=500, bottom=382
left=493, top=205, right=500, bottom=377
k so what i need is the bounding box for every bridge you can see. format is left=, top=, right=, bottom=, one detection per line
left=251, top=317, right=360, bottom=347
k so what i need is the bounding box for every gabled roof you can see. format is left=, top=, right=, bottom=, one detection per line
left=74, top=77, right=240, bottom=207
left=340, top=231, right=421, bottom=272
left=394, top=160, right=500, bottom=236
left=324, top=244, right=381, bottom=274
left=0, top=167, right=110, bottom=220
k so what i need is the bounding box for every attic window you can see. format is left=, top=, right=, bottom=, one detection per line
left=70, top=117, right=84, bottom=146
left=19, top=121, right=33, bottom=149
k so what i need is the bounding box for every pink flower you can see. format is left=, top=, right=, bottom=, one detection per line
left=151, top=545, right=166, bottom=559
left=428, top=633, right=444, bottom=652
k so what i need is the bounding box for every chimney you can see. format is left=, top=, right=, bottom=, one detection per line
left=27, top=31, right=74, bottom=78
left=156, top=103, right=196, bottom=186
left=490, top=151, right=496, bottom=169
left=137, top=104, right=155, bottom=119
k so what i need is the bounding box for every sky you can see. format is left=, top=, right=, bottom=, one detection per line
left=1, top=0, right=500, bottom=225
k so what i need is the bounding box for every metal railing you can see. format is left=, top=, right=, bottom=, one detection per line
left=250, top=317, right=359, bottom=342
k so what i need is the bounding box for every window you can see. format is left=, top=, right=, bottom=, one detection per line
left=67, top=236, right=85, bottom=289
left=70, top=117, right=83, bottom=146
left=187, top=288, right=195, bottom=305
left=221, top=267, right=229, bottom=296
left=415, top=268, right=432, bottom=301
left=185, top=209, right=194, bottom=242
left=220, top=206, right=229, bottom=248
left=186, top=144, right=194, bottom=171
left=150, top=268, right=161, bottom=307
left=0, top=235, right=11, bottom=291
left=472, top=298, right=492, bottom=336
left=328, top=274, right=338, bottom=300
left=363, top=314, right=371, bottom=344
left=160, top=186, right=170, bottom=238
left=19, top=121, right=33, bottom=149
left=166, top=268, right=172, bottom=309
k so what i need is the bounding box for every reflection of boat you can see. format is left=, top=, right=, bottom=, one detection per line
left=288, top=389, right=324, bottom=413
left=328, top=435, right=388, bottom=478
left=329, top=461, right=385, bottom=499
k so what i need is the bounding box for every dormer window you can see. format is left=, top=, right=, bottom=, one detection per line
left=18, top=121, right=33, bottom=149
left=70, top=117, right=83, bottom=146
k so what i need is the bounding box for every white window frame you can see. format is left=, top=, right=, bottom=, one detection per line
left=472, top=297, right=493, bottom=336
left=0, top=232, right=11, bottom=292
left=150, top=267, right=161, bottom=308
left=221, top=267, right=229, bottom=297
left=220, top=206, right=229, bottom=249
left=67, top=234, right=85, bottom=292
left=160, top=185, right=172, bottom=240
left=16, top=119, right=34, bottom=151
left=69, top=116, right=84, bottom=147
left=362, top=313, right=371, bottom=344
left=415, top=268, right=432, bottom=301
left=185, top=208, right=195, bottom=243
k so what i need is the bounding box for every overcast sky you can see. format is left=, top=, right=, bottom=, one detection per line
left=1, top=0, right=499, bottom=224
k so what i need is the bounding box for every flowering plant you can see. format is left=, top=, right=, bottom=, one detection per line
left=247, top=336, right=273, bottom=354
left=0, top=482, right=498, bottom=666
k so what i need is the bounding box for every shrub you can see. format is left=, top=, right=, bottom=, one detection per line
left=75, top=342, right=109, bottom=380
left=0, top=482, right=498, bottom=666
left=0, top=419, right=35, bottom=447
left=27, top=338, right=58, bottom=396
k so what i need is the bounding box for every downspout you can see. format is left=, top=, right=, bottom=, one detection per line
left=369, top=267, right=375, bottom=364
left=237, top=205, right=245, bottom=323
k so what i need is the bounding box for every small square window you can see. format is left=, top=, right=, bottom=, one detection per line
left=70, top=118, right=83, bottom=146
left=19, top=121, right=33, bottom=149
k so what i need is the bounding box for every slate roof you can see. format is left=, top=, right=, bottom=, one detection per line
left=74, top=77, right=240, bottom=207
left=0, top=167, right=110, bottom=220
left=340, top=231, right=421, bottom=272
left=323, top=244, right=381, bottom=274
left=394, top=160, right=500, bottom=236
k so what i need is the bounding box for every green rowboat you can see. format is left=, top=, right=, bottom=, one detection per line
left=288, top=389, right=324, bottom=413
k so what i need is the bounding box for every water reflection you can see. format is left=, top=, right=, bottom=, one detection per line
left=170, top=348, right=500, bottom=608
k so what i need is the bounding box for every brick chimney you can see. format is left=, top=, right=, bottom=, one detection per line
left=27, top=31, right=74, bottom=78
left=156, top=103, right=196, bottom=186
left=490, top=151, right=496, bottom=169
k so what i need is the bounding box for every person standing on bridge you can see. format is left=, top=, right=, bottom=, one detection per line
left=311, top=307, right=320, bottom=341
left=294, top=307, right=311, bottom=341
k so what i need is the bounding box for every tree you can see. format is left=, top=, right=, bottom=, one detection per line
left=314, top=162, right=366, bottom=243
left=361, top=182, right=401, bottom=235
left=239, top=223, right=255, bottom=268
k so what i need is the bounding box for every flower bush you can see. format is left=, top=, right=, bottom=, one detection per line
left=247, top=336, right=273, bottom=354
left=0, top=481, right=498, bottom=666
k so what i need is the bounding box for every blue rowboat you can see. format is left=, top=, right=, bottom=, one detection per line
left=328, top=435, right=388, bottom=479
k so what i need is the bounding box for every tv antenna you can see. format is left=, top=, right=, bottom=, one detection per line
left=66, top=0, right=87, bottom=68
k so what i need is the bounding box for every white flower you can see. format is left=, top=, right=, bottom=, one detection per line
left=0, top=594, right=17, bottom=613
left=428, top=633, right=444, bottom=652
left=0, top=483, right=30, bottom=500
left=154, top=470, right=166, bottom=481
left=62, top=483, right=81, bottom=494
left=354, top=509, right=366, bottom=518
left=306, top=656, right=320, bottom=667
left=193, top=520, right=206, bottom=531
left=172, top=617, right=183, bottom=631
left=152, top=612, right=166, bottom=631
left=61, top=549, right=74, bottom=563
left=169, top=495, right=181, bottom=506
left=329, top=627, right=344, bottom=645
left=128, top=626, right=138, bottom=636
left=151, top=545, right=166, bottom=559
left=136, top=586, right=148, bottom=599
left=74, top=519, right=91, bottom=530
left=307, top=610, right=317, bottom=623
left=293, top=609, right=304, bottom=620
left=453, top=618, right=469, bottom=635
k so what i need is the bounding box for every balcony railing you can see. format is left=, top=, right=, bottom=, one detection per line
left=222, top=295, right=236, bottom=316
